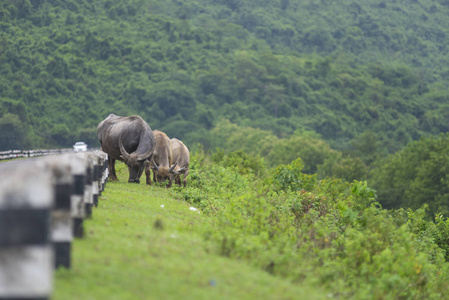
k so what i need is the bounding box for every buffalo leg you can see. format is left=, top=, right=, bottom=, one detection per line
left=174, top=174, right=181, bottom=187
left=152, top=169, right=157, bottom=183
left=143, top=157, right=153, bottom=185
left=108, top=158, right=118, bottom=181
left=182, top=169, right=189, bottom=188
left=144, top=161, right=152, bottom=185
left=145, top=169, right=152, bottom=185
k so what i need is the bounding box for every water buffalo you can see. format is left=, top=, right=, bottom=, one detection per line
left=144, top=130, right=177, bottom=187
left=97, top=114, right=155, bottom=183
left=170, top=138, right=190, bottom=187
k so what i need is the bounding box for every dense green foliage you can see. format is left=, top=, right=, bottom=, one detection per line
left=210, top=119, right=369, bottom=181
left=1, top=0, right=449, bottom=153
left=2, top=0, right=449, bottom=217
left=168, top=149, right=449, bottom=298
left=370, top=133, right=449, bottom=218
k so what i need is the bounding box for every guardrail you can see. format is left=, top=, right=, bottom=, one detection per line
left=0, top=150, right=109, bottom=300
left=0, top=149, right=75, bottom=161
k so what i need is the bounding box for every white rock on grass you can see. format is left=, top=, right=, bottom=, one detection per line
left=189, top=207, right=200, bottom=213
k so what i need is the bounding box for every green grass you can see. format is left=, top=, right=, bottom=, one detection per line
left=53, top=162, right=326, bottom=300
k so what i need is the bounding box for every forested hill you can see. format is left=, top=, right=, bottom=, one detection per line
left=1, top=0, right=449, bottom=156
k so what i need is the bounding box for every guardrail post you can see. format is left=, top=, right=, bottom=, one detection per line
left=0, top=149, right=111, bottom=297
left=70, top=154, right=87, bottom=238
left=84, top=155, right=94, bottom=219
left=102, top=154, right=109, bottom=191
left=92, top=155, right=100, bottom=208
left=46, top=158, right=74, bottom=269
left=0, top=162, right=54, bottom=300
left=91, top=151, right=108, bottom=205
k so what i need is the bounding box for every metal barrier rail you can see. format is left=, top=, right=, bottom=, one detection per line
left=0, top=148, right=75, bottom=161
left=0, top=151, right=109, bottom=300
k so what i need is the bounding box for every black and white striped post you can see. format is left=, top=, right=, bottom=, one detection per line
left=0, top=149, right=111, bottom=298
left=0, top=162, right=54, bottom=300
left=91, top=155, right=100, bottom=208
left=45, top=158, right=74, bottom=269
left=91, top=151, right=108, bottom=205
left=101, top=152, right=109, bottom=192
left=83, top=154, right=94, bottom=219
left=70, top=154, right=87, bottom=238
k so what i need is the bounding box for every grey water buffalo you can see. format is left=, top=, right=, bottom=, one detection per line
left=144, top=130, right=177, bottom=187
left=97, top=114, right=155, bottom=183
left=170, top=138, right=190, bottom=187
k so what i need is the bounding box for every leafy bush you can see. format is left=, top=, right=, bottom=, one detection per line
left=267, top=157, right=317, bottom=192
left=172, top=153, right=449, bottom=298
left=172, top=147, right=252, bottom=214
left=370, top=134, right=449, bottom=217
left=211, top=148, right=267, bottom=177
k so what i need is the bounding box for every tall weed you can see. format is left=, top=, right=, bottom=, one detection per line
left=172, top=149, right=449, bottom=298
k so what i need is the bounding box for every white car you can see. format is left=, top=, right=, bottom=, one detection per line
left=73, top=142, right=88, bottom=152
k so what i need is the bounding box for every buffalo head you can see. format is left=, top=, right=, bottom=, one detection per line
left=151, top=158, right=178, bottom=187
left=119, top=134, right=153, bottom=183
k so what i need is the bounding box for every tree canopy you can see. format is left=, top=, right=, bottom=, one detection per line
left=1, top=0, right=448, bottom=152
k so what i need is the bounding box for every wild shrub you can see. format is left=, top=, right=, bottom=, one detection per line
left=435, top=214, right=449, bottom=261
left=211, top=148, right=267, bottom=177
left=266, top=157, right=317, bottom=192
left=172, top=150, right=449, bottom=298
left=172, top=147, right=252, bottom=213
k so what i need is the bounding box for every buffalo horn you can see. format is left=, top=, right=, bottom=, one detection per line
left=151, top=157, right=159, bottom=171
left=177, top=166, right=187, bottom=174
left=119, top=134, right=130, bottom=162
left=136, top=148, right=154, bottom=162
left=169, top=161, right=178, bottom=174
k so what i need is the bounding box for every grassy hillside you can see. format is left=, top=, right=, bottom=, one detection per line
left=53, top=161, right=324, bottom=300
left=1, top=0, right=449, bottom=156
left=54, top=151, right=449, bottom=299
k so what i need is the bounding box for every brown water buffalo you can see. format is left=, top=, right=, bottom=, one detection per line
left=170, top=138, right=190, bottom=187
left=144, top=130, right=177, bottom=187
left=97, top=114, right=155, bottom=183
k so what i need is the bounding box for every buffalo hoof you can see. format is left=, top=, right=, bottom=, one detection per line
left=128, top=179, right=140, bottom=184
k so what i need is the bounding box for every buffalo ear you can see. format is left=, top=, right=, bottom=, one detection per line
left=120, top=155, right=126, bottom=161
